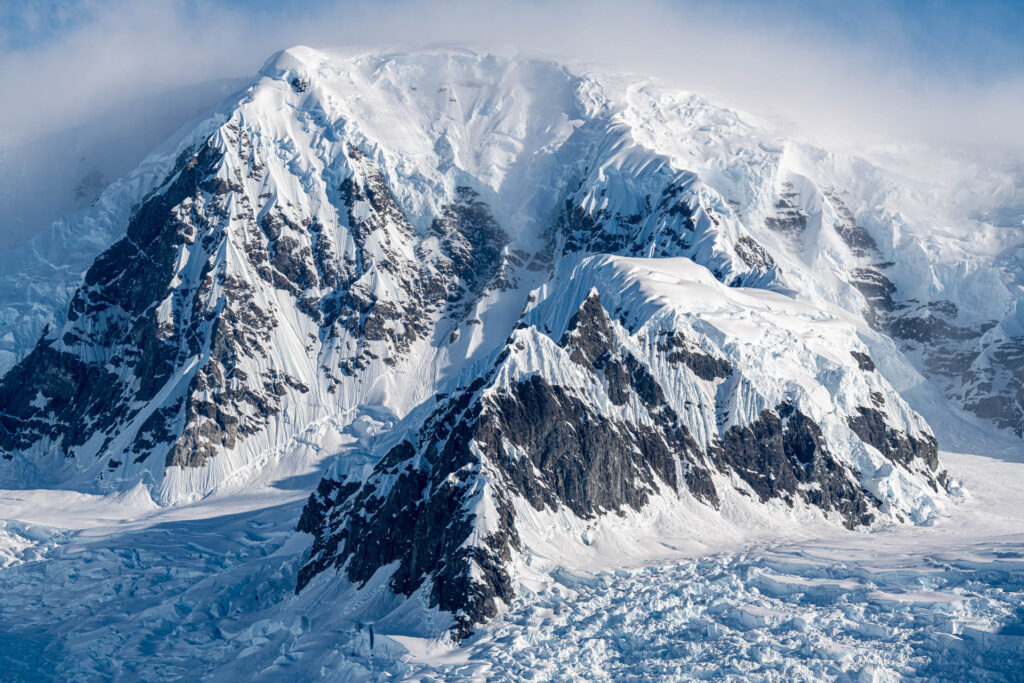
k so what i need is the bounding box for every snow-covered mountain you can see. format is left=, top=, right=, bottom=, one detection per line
left=0, top=47, right=1020, bottom=641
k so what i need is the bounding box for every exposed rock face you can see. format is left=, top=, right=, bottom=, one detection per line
left=815, top=185, right=1017, bottom=437
left=882, top=301, right=1014, bottom=436
left=714, top=403, right=878, bottom=529
left=0, top=124, right=513, bottom=493
left=428, top=186, right=512, bottom=304
left=0, top=344, right=122, bottom=456
left=551, top=151, right=779, bottom=288
left=847, top=405, right=940, bottom=474
left=298, top=283, right=944, bottom=640
left=850, top=267, right=898, bottom=329
left=824, top=187, right=879, bottom=258
left=733, top=236, right=776, bottom=271
left=296, top=364, right=705, bottom=640
left=658, top=331, right=733, bottom=381
left=850, top=351, right=876, bottom=372
left=1, top=142, right=225, bottom=465
left=959, top=335, right=1024, bottom=438
left=765, top=183, right=809, bottom=237
left=556, top=293, right=717, bottom=507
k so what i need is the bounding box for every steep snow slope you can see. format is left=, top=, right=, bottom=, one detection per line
left=1, top=48, right=589, bottom=502
left=2, top=48, right=1020, bottom=443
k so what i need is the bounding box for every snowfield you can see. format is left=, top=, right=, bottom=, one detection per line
left=0, top=447, right=1021, bottom=681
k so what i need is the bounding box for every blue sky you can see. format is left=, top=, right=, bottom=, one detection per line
left=3, top=0, right=1022, bottom=83
left=734, top=0, right=1024, bottom=83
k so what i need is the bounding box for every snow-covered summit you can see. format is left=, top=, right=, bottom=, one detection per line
left=0, top=43, right=1020, bottom=642
left=0, top=45, right=1015, bottom=498
left=0, top=48, right=776, bottom=498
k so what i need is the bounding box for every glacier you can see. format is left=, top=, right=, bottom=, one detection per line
left=0, top=450, right=1020, bottom=679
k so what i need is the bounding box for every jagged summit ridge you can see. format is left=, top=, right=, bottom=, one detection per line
left=0, top=48, right=790, bottom=502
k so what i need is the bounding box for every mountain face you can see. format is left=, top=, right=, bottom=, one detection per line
left=296, top=256, right=943, bottom=639
left=0, top=47, right=1018, bottom=638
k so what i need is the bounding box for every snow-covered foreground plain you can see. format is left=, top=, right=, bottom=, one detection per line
left=0, top=447, right=1022, bottom=681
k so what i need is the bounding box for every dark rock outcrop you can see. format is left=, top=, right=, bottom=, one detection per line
left=658, top=331, right=732, bottom=380
left=733, top=236, right=776, bottom=271
left=824, top=188, right=879, bottom=258
left=713, top=403, right=878, bottom=529
left=960, top=336, right=1024, bottom=438
left=0, top=141, right=224, bottom=461
left=847, top=405, right=940, bottom=473
left=552, top=164, right=775, bottom=287
left=850, top=267, right=897, bottom=329
left=296, top=364, right=717, bottom=640
left=851, top=351, right=875, bottom=372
